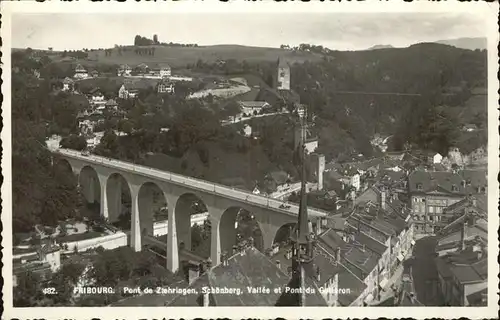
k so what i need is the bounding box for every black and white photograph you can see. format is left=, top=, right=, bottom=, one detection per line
left=2, top=2, right=498, bottom=319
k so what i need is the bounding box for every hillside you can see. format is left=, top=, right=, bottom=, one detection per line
left=435, top=37, right=487, bottom=51
left=82, top=45, right=323, bottom=68
left=366, top=44, right=395, bottom=50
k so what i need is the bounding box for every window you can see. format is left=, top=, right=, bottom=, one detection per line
left=416, top=183, right=423, bottom=190
left=280, top=72, right=286, bottom=77
left=451, top=185, right=458, bottom=192
left=429, top=216, right=434, bottom=221
left=429, top=206, right=434, bottom=214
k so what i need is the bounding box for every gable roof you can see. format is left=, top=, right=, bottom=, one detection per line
left=75, top=64, right=87, bottom=72
left=239, top=101, right=269, bottom=108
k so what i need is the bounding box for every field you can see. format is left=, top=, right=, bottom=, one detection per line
left=82, top=45, right=322, bottom=68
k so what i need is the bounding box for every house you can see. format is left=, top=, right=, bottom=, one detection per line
left=435, top=217, right=487, bottom=257
left=435, top=247, right=487, bottom=306
left=137, top=63, right=149, bottom=74
left=62, top=77, right=75, bottom=91
left=239, top=101, right=271, bottom=115
left=88, top=87, right=105, bottom=104
left=157, top=80, right=175, bottom=94
left=79, top=118, right=95, bottom=136
left=37, top=242, right=62, bottom=272
left=74, top=64, right=88, bottom=79
left=118, top=84, right=139, bottom=99
left=117, top=64, right=132, bottom=77
left=262, top=170, right=291, bottom=194
left=105, top=99, right=118, bottom=112
left=347, top=202, right=414, bottom=276
left=408, top=170, right=487, bottom=235
left=425, top=151, right=443, bottom=165
left=158, top=64, right=172, bottom=78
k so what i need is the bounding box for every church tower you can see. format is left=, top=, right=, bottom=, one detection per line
left=276, top=58, right=291, bottom=91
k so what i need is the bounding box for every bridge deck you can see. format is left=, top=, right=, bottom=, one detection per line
left=56, top=148, right=332, bottom=219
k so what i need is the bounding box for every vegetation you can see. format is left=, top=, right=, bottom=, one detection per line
left=12, top=51, right=84, bottom=233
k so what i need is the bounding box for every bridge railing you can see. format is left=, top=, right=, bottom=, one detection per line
left=57, top=149, right=331, bottom=217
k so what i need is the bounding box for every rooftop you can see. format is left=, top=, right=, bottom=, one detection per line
left=408, top=170, right=487, bottom=195
left=435, top=249, right=487, bottom=284
left=167, top=246, right=327, bottom=306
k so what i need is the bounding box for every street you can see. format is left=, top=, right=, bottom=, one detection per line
left=408, top=236, right=445, bottom=306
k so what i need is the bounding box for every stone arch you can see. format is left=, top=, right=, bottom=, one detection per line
left=273, top=222, right=296, bottom=247
left=175, top=193, right=210, bottom=258
left=53, top=157, right=75, bottom=176
left=219, top=206, right=265, bottom=255
left=137, top=181, right=168, bottom=238
left=78, top=166, right=101, bottom=217
left=106, top=173, right=132, bottom=227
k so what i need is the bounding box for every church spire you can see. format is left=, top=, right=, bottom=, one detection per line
left=289, top=104, right=315, bottom=306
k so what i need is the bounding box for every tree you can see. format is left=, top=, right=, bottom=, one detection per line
left=60, top=134, right=87, bottom=151
left=219, top=101, right=242, bottom=120
left=94, top=129, right=120, bottom=157
left=14, top=271, right=43, bottom=307
left=191, top=224, right=204, bottom=249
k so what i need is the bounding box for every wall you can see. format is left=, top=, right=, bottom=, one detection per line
left=152, top=212, right=209, bottom=237
left=63, top=232, right=128, bottom=252
left=412, top=194, right=464, bottom=234
left=187, top=85, right=250, bottom=99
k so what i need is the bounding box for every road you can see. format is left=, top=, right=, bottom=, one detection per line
left=408, top=236, right=444, bottom=306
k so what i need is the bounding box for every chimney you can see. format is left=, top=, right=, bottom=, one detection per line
left=308, top=220, right=313, bottom=234
left=477, top=248, right=483, bottom=260
left=276, top=260, right=281, bottom=269
left=335, top=247, right=341, bottom=263
left=316, top=266, right=321, bottom=282
left=232, top=245, right=238, bottom=255
left=317, top=154, right=325, bottom=191
left=380, top=191, right=386, bottom=210
left=460, top=222, right=467, bottom=251
left=471, top=197, right=477, bottom=207
left=205, top=257, right=212, bottom=269
left=203, top=292, right=210, bottom=307
left=316, top=217, right=322, bottom=235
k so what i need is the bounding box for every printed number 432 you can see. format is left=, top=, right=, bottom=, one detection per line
left=43, top=287, right=57, bottom=295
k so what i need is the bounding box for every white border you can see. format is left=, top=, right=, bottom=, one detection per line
left=1, top=1, right=499, bottom=319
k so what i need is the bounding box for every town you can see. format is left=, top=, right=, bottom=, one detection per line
left=11, top=29, right=488, bottom=309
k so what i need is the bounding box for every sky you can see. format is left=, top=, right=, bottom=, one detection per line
left=12, top=12, right=487, bottom=51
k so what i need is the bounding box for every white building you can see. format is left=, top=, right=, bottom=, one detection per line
left=239, top=101, right=271, bottom=115
left=74, top=64, right=89, bottom=79
left=117, top=64, right=132, bottom=77
left=37, top=243, right=61, bottom=273
left=62, top=77, right=74, bottom=91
